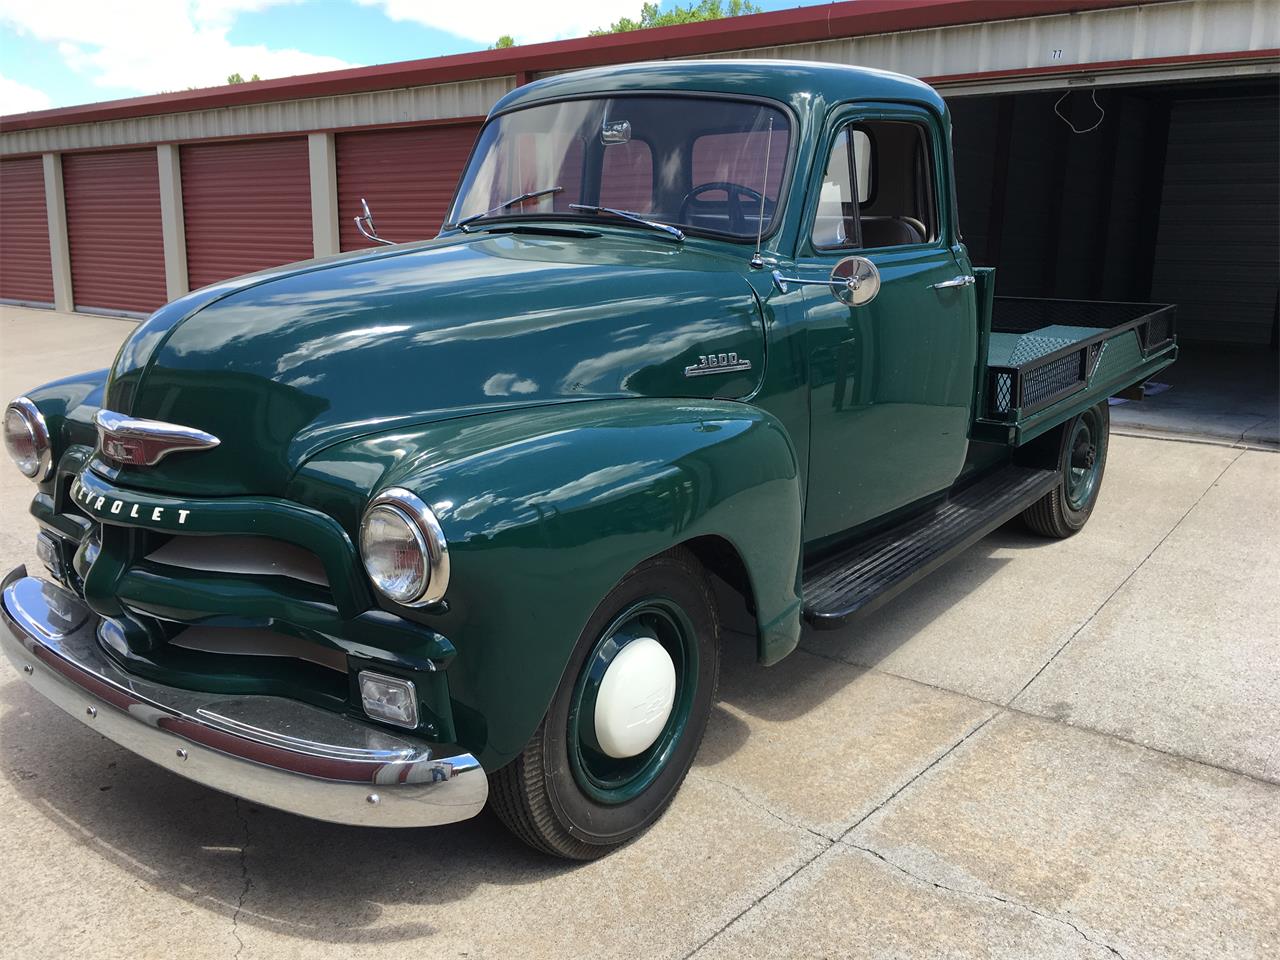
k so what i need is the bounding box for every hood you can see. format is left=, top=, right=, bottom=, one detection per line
left=100, top=231, right=765, bottom=497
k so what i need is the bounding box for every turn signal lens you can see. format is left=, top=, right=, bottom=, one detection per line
left=359, top=671, right=418, bottom=729
left=360, top=503, right=428, bottom=604
left=3, top=398, right=51, bottom=481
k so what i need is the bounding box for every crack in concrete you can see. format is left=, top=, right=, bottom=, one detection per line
left=231, top=798, right=252, bottom=960
left=1010, top=446, right=1246, bottom=707
left=680, top=846, right=831, bottom=960
left=690, top=771, right=833, bottom=843
left=684, top=715, right=999, bottom=958
left=840, top=711, right=999, bottom=839
left=799, top=644, right=1280, bottom=789
left=845, top=841, right=1128, bottom=960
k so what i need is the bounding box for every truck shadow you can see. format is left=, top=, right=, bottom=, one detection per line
left=702, top=530, right=1018, bottom=735
left=0, top=681, right=572, bottom=945
left=0, top=524, right=1025, bottom=944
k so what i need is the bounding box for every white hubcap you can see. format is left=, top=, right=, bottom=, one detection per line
left=593, top=636, right=677, bottom=759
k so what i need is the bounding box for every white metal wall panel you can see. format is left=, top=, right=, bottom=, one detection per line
left=1, top=77, right=511, bottom=157
left=3, top=1, right=1275, bottom=157
left=692, top=0, right=1276, bottom=95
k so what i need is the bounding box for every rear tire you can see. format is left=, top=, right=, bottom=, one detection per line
left=1022, top=401, right=1110, bottom=538
left=488, top=547, right=720, bottom=859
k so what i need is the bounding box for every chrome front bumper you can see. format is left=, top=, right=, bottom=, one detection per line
left=0, top=568, right=487, bottom=827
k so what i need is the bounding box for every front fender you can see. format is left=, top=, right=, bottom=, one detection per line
left=295, top=398, right=803, bottom=769
left=16, top=369, right=109, bottom=492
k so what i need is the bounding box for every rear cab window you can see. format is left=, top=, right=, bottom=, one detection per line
left=812, top=119, right=939, bottom=251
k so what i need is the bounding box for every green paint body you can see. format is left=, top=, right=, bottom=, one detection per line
left=13, top=62, right=1174, bottom=772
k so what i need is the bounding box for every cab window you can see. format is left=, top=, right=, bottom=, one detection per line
left=812, top=119, right=938, bottom=251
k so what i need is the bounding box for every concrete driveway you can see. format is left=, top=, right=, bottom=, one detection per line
left=1, top=306, right=1277, bottom=960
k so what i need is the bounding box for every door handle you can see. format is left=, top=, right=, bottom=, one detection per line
left=931, top=275, right=975, bottom=289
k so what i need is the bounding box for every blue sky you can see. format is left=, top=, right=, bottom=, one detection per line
left=0, top=0, right=834, bottom=115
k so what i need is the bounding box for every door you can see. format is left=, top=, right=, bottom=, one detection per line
left=181, top=138, right=312, bottom=290
left=63, top=149, right=167, bottom=315
left=336, top=122, right=481, bottom=250
left=0, top=157, right=54, bottom=306
left=801, top=106, right=977, bottom=544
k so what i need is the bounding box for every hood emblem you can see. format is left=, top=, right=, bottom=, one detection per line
left=684, top=352, right=752, bottom=378
left=94, top=410, right=220, bottom=467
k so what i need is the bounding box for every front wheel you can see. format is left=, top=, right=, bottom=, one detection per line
left=488, top=547, right=720, bottom=859
left=1022, top=401, right=1110, bottom=538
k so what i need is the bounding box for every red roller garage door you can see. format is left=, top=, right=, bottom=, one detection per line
left=182, top=138, right=312, bottom=289
left=63, top=150, right=167, bottom=315
left=336, top=123, right=480, bottom=251
left=0, top=157, right=54, bottom=306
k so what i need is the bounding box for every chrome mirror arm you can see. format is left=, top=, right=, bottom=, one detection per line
left=770, top=270, right=860, bottom=294
left=355, top=197, right=395, bottom=246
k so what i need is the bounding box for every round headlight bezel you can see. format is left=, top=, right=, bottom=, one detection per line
left=359, top=487, right=450, bottom=607
left=4, top=397, right=52, bottom=482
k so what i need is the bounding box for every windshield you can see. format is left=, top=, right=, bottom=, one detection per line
left=448, top=95, right=791, bottom=241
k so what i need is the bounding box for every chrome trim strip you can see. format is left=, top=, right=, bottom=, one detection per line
left=1, top=570, right=486, bottom=827
left=94, top=409, right=220, bottom=466
left=362, top=487, right=451, bottom=607
left=6, top=396, right=52, bottom=481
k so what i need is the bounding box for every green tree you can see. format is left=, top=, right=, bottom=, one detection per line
left=490, top=35, right=516, bottom=49
left=226, top=72, right=262, bottom=84
left=591, top=0, right=761, bottom=35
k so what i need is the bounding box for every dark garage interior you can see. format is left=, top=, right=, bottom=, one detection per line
left=950, top=79, right=1279, bottom=444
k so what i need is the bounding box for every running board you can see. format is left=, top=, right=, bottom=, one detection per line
left=802, top=465, right=1060, bottom=629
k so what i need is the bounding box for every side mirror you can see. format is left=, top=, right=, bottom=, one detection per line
left=355, top=197, right=395, bottom=246
left=831, top=256, right=880, bottom=306
left=770, top=255, right=880, bottom=306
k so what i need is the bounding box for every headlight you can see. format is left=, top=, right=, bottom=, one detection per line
left=359, top=487, right=449, bottom=606
left=4, top=397, right=52, bottom=481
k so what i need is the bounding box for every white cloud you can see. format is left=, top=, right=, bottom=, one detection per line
left=0, top=0, right=356, bottom=99
left=355, top=0, right=646, bottom=45
left=0, top=73, right=52, bottom=114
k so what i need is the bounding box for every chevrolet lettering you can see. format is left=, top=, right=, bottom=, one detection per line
left=70, top=480, right=193, bottom=526
left=1, top=62, right=1175, bottom=859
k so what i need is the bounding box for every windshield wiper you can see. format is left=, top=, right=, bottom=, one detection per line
left=456, top=186, right=563, bottom=231
left=568, top=204, right=685, bottom=242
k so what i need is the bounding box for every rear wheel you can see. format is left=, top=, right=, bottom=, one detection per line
left=1022, top=401, right=1110, bottom=538
left=488, top=547, right=720, bottom=859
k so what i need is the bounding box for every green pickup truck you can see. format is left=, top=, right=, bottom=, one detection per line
left=2, top=61, right=1175, bottom=859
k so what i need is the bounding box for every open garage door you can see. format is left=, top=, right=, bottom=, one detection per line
left=950, top=80, right=1279, bottom=347
left=950, top=77, right=1278, bottom=446
left=181, top=138, right=312, bottom=289
left=0, top=157, right=54, bottom=307
left=336, top=122, right=480, bottom=251
left=63, top=150, right=167, bottom=316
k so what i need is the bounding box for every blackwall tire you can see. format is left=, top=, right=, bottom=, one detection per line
left=1023, top=401, right=1110, bottom=539
left=488, top=547, right=720, bottom=859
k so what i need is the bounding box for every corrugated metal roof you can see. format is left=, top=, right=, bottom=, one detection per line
left=2, top=1, right=1273, bottom=158
left=0, top=0, right=1165, bottom=131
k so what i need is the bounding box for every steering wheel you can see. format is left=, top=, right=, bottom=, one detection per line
left=680, top=181, right=766, bottom=234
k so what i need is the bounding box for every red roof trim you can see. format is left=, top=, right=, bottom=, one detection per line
left=1, top=0, right=1169, bottom=132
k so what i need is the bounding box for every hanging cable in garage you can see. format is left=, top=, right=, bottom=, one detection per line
left=1054, top=89, right=1106, bottom=134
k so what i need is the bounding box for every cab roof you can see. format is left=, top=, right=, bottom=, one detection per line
left=491, top=60, right=947, bottom=118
